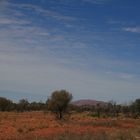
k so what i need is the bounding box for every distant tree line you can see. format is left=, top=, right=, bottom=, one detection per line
left=0, top=94, right=140, bottom=119
left=0, top=97, right=47, bottom=112
left=70, top=99, right=140, bottom=118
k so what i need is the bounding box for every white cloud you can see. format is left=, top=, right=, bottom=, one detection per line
left=8, top=3, right=75, bottom=22
left=0, top=16, right=30, bottom=25
left=123, top=27, right=140, bottom=33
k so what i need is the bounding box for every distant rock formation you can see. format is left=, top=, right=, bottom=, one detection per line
left=72, top=99, right=107, bottom=106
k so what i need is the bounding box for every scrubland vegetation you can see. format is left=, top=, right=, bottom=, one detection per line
left=0, top=90, right=140, bottom=140
left=0, top=111, right=140, bottom=140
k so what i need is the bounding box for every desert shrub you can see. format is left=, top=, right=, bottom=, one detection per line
left=47, top=90, right=72, bottom=120
left=92, top=120, right=118, bottom=127
left=17, top=127, right=24, bottom=133
left=0, top=97, right=13, bottom=111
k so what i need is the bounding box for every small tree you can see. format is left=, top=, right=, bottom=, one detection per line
left=135, top=99, right=140, bottom=114
left=17, top=99, right=29, bottom=112
left=47, top=90, right=72, bottom=120
left=96, top=103, right=102, bottom=118
left=0, top=97, right=13, bottom=111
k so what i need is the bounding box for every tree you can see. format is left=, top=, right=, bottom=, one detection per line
left=130, top=99, right=140, bottom=118
left=47, top=90, right=72, bottom=119
left=17, top=99, right=29, bottom=112
left=135, top=99, right=140, bottom=114
left=0, top=97, right=13, bottom=111
left=96, top=103, right=102, bottom=118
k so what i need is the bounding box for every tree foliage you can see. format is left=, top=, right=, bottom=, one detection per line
left=47, top=90, right=72, bottom=119
left=0, top=97, right=13, bottom=111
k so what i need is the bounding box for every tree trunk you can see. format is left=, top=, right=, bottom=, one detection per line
left=59, top=111, right=62, bottom=119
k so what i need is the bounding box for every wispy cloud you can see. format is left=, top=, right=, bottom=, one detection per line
left=107, top=19, right=126, bottom=25
left=0, top=16, right=30, bottom=25
left=123, top=26, right=140, bottom=33
left=8, top=3, right=75, bottom=22
left=105, top=71, right=137, bottom=80
left=82, top=0, right=110, bottom=4
left=1, top=47, right=140, bottom=103
left=0, top=0, right=140, bottom=103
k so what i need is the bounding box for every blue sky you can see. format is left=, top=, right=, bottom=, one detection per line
left=0, top=0, right=140, bottom=103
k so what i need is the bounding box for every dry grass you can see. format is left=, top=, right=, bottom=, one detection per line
left=0, top=112, right=139, bottom=140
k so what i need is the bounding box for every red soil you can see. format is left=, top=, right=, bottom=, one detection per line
left=0, top=112, right=139, bottom=140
